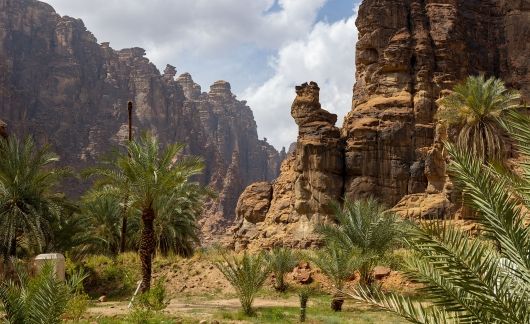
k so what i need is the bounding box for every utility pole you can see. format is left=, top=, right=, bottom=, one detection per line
left=120, top=101, right=133, bottom=253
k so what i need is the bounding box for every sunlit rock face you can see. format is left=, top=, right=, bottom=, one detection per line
left=343, top=0, right=530, bottom=208
left=232, top=0, right=530, bottom=249
left=232, top=82, right=343, bottom=251
left=0, top=0, right=281, bottom=235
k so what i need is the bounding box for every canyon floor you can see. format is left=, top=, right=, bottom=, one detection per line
left=82, top=295, right=406, bottom=323
left=71, top=252, right=415, bottom=323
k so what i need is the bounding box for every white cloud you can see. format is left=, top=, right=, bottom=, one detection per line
left=43, top=0, right=357, bottom=151
left=44, top=0, right=326, bottom=60
left=243, top=11, right=358, bottom=150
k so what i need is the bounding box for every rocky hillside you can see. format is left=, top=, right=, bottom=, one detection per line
left=0, top=0, right=281, bottom=233
left=232, top=0, right=530, bottom=250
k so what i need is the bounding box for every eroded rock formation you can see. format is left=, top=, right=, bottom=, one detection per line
left=233, top=0, right=530, bottom=248
left=232, top=82, right=343, bottom=250
left=0, top=0, right=281, bottom=234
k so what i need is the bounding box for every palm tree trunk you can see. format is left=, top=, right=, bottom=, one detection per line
left=119, top=197, right=128, bottom=253
left=139, top=206, right=155, bottom=293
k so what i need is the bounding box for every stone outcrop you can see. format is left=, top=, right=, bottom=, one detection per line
left=232, top=82, right=343, bottom=250
left=343, top=0, right=530, bottom=209
left=0, top=0, right=281, bottom=234
left=233, top=0, right=530, bottom=248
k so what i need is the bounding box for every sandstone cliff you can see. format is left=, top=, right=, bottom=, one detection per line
left=0, top=0, right=281, bottom=233
left=233, top=0, right=530, bottom=249
left=232, top=82, right=343, bottom=250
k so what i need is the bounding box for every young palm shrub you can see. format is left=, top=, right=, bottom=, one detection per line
left=0, top=136, right=70, bottom=258
left=265, top=247, right=299, bottom=292
left=0, top=261, right=83, bottom=323
left=347, top=111, right=530, bottom=323
left=298, top=285, right=314, bottom=322
left=214, top=251, right=270, bottom=316
left=80, top=193, right=123, bottom=255
left=311, top=243, right=357, bottom=311
left=316, top=198, right=401, bottom=285
left=436, top=75, right=520, bottom=161
left=84, top=133, right=208, bottom=292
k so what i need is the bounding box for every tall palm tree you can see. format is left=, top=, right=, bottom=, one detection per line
left=316, top=198, right=401, bottom=285
left=85, top=133, right=207, bottom=292
left=0, top=136, right=68, bottom=258
left=436, top=75, right=521, bottom=161
left=347, top=111, right=530, bottom=323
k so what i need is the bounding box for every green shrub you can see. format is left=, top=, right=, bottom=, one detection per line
left=135, top=277, right=169, bottom=311
left=214, top=251, right=270, bottom=316
left=265, top=247, right=299, bottom=292
left=81, top=253, right=139, bottom=297
left=64, top=293, right=90, bottom=321
left=0, top=261, right=69, bottom=323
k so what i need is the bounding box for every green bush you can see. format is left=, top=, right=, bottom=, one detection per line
left=64, top=293, right=90, bottom=321
left=0, top=261, right=69, bottom=323
left=135, top=277, right=169, bottom=311
left=81, top=253, right=139, bottom=297
left=214, top=251, right=270, bottom=316
left=265, top=247, right=299, bottom=292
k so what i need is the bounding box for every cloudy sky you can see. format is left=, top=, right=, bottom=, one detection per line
left=44, top=0, right=360, bottom=150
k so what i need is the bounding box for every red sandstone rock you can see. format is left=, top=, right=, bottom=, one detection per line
left=0, top=0, right=281, bottom=238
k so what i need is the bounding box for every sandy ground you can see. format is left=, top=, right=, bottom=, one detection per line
left=87, top=296, right=301, bottom=318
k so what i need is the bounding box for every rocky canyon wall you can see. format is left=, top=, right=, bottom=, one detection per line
left=232, top=82, right=343, bottom=250
left=233, top=0, right=530, bottom=250
left=0, top=0, right=281, bottom=234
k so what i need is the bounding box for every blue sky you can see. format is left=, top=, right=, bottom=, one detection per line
left=44, top=0, right=360, bottom=150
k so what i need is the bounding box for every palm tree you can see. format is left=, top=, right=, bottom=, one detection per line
left=311, top=243, right=357, bottom=311
left=316, top=198, right=401, bottom=285
left=80, top=193, right=124, bottom=255
left=153, top=184, right=209, bottom=257
left=436, top=75, right=521, bottom=161
left=347, top=111, right=530, bottom=323
left=85, top=133, right=207, bottom=292
left=265, top=247, right=299, bottom=292
left=214, top=251, right=270, bottom=316
left=0, top=260, right=86, bottom=324
left=0, top=136, right=69, bottom=258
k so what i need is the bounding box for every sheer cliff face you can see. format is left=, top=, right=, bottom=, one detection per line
left=343, top=0, right=530, bottom=206
left=0, top=0, right=280, bottom=230
left=232, top=82, right=343, bottom=251
left=232, top=0, right=530, bottom=249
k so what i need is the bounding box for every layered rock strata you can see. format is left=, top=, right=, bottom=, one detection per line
left=0, top=0, right=281, bottom=233
left=232, top=82, right=343, bottom=250
left=233, top=0, right=530, bottom=248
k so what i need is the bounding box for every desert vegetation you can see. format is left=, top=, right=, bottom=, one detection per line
left=1, top=76, right=529, bottom=323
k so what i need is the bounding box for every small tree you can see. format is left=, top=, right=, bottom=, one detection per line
left=436, top=75, right=520, bottom=161
left=265, top=247, right=299, bottom=292
left=316, top=198, right=401, bottom=285
left=84, top=133, right=208, bottom=292
left=214, top=251, right=270, bottom=316
left=0, top=260, right=86, bottom=323
left=0, top=136, right=70, bottom=258
left=298, top=285, right=314, bottom=322
left=311, top=244, right=357, bottom=311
